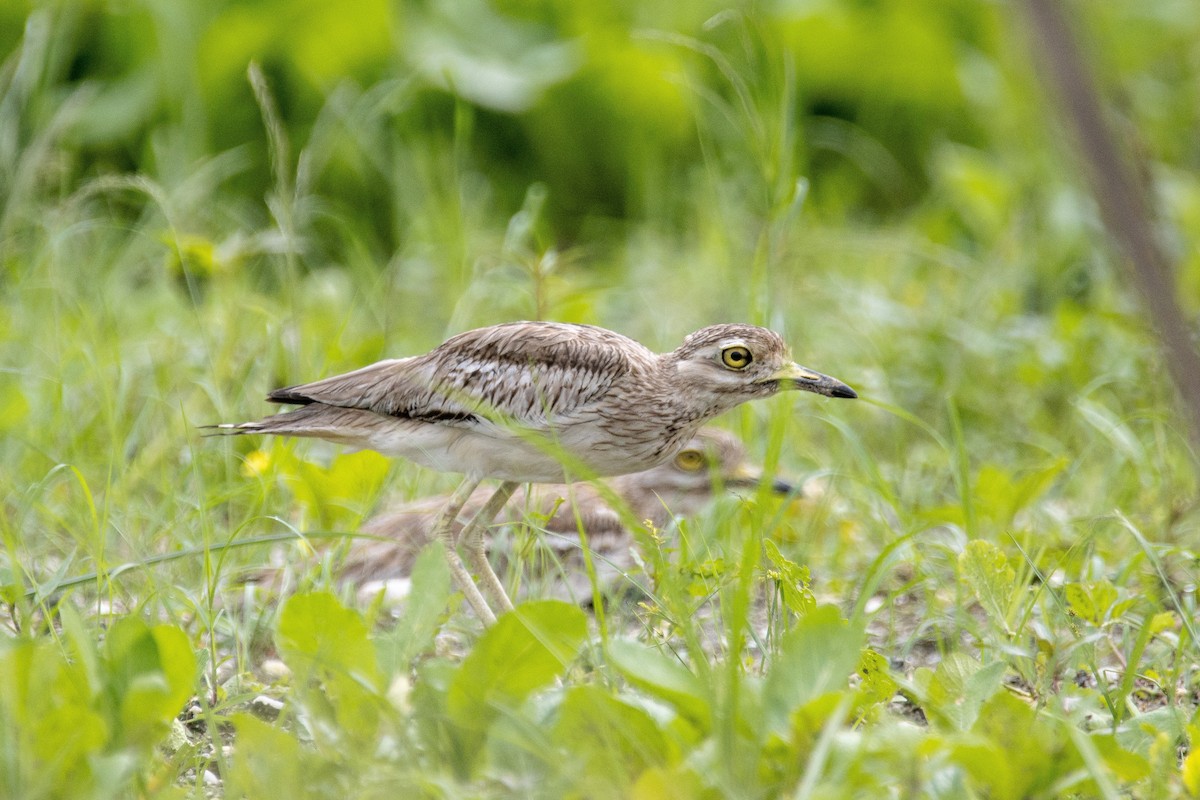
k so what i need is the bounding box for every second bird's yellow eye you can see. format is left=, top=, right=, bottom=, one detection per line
left=674, top=449, right=706, bottom=471
left=721, top=345, right=753, bottom=370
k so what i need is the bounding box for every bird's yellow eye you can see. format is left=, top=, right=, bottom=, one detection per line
left=721, top=345, right=753, bottom=370
left=674, top=449, right=706, bottom=471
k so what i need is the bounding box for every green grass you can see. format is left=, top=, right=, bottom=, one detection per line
left=3, top=1, right=1200, bottom=797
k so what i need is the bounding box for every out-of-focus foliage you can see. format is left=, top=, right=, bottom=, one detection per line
left=8, top=0, right=1196, bottom=244
left=0, top=613, right=196, bottom=799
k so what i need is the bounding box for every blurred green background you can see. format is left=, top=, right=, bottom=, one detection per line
left=8, top=0, right=1198, bottom=254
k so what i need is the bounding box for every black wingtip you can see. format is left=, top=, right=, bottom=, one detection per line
left=266, top=388, right=316, bottom=405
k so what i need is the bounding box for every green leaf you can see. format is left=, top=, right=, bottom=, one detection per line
left=277, top=591, right=380, bottom=687
left=447, top=600, right=587, bottom=764
left=958, top=540, right=1016, bottom=633
left=972, top=459, right=1066, bottom=527
left=762, top=539, right=816, bottom=616
left=29, top=704, right=108, bottom=784
left=0, top=621, right=198, bottom=799
left=1, top=640, right=89, bottom=795
left=277, top=591, right=384, bottom=742
left=410, top=659, right=458, bottom=766
left=104, top=618, right=197, bottom=748
left=278, top=450, right=392, bottom=530
left=1089, top=733, right=1149, bottom=784
left=631, top=765, right=706, bottom=800
left=857, top=649, right=899, bottom=707
left=606, top=639, right=710, bottom=730
left=958, top=692, right=1075, bottom=800
left=376, top=543, right=452, bottom=676
left=1147, top=611, right=1177, bottom=636
left=226, top=714, right=328, bottom=800
left=1116, top=706, right=1188, bottom=755
left=950, top=740, right=1012, bottom=799
left=1183, top=741, right=1200, bottom=796
left=925, top=654, right=1006, bottom=731
left=402, top=0, right=581, bottom=113
left=1064, top=580, right=1119, bottom=626
left=762, top=605, right=863, bottom=738
left=554, top=685, right=676, bottom=798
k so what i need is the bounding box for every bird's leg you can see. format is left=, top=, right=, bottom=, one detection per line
left=458, top=480, right=519, bottom=613
left=432, top=476, right=496, bottom=625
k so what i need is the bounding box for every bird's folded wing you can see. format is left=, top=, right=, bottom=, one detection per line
left=265, top=328, right=645, bottom=426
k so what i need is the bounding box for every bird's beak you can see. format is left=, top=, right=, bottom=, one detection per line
left=770, top=362, right=857, bottom=399
left=726, top=466, right=797, bottom=496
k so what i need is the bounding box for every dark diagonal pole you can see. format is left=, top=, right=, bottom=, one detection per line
left=1023, top=0, right=1200, bottom=460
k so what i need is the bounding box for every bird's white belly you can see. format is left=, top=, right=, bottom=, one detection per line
left=361, top=420, right=674, bottom=482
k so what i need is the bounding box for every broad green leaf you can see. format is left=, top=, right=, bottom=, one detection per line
left=0, top=628, right=192, bottom=799
left=762, top=539, right=816, bottom=616
left=30, top=704, right=108, bottom=778
left=961, top=692, right=1075, bottom=800
left=1116, top=705, right=1189, bottom=755
left=925, top=654, right=1006, bottom=731
left=762, top=605, right=862, bottom=738
left=226, top=714, right=317, bottom=800
left=1008, top=458, right=1067, bottom=509
left=606, top=639, right=710, bottom=729
left=410, top=659, right=458, bottom=765
left=857, top=649, right=899, bottom=707
left=104, top=619, right=196, bottom=748
left=402, top=0, right=581, bottom=113
left=973, top=459, right=1066, bottom=527
left=1147, top=611, right=1177, bottom=636
left=1064, top=580, right=1118, bottom=626
left=950, top=740, right=1012, bottom=799
left=447, top=600, right=587, bottom=763
left=278, top=592, right=383, bottom=741
left=279, top=450, right=391, bottom=530
left=1184, top=739, right=1200, bottom=796
left=376, top=543, right=452, bottom=676
left=631, top=765, right=705, bottom=800
left=786, top=692, right=847, bottom=755
left=277, top=591, right=380, bottom=687
left=958, top=540, right=1016, bottom=632
left=555, top=685, right=676, bottom=798
left=1089, top=734, right=1149, bottom=784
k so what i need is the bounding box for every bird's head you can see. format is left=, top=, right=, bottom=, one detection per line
left=613, top=427, right=796, bottom=520
left=667, top=427, right=795, bottom=492
left=669, top=324, right=857, bottom=405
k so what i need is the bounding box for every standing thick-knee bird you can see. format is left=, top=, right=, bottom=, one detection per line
left=212, top=321, right=856, bottom=623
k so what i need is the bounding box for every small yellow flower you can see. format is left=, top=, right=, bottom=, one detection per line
left=241, top=449, right=273, bottom=478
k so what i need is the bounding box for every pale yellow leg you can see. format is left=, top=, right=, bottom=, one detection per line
left=432, top=476, right=496, bottom=625
left=459, top=481, right=519, bottom=614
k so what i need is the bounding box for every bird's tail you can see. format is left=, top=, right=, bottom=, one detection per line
left=200, top=404, right=383, bottom=444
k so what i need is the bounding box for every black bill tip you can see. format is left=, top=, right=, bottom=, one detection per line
left=771, top=478, right=797, bottom=495
left=829, top=383, right=857, bottom=399
left=780, top=363, right=858, bottom=399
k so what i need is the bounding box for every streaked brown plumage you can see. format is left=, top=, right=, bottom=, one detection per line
left=337, top=427, right=793, bottom=603
left=213, top=321, right=855, bottom=623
